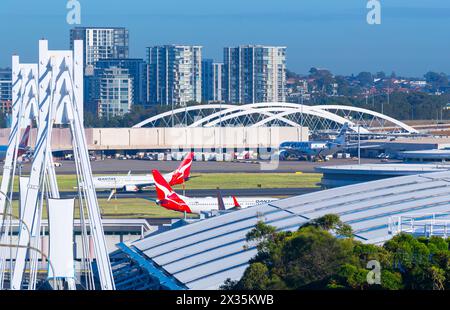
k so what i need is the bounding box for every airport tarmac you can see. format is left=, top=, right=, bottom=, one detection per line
left=11, top=158, right=390, bottom=174
left=10, top=187, right=319, bottom=200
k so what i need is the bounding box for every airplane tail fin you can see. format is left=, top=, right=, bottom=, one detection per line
left=169, top=152, right=194, bottom=186
left=152, top=169, right=177, bottom=201
left=19, top=125, right=31, bottom=148
left=334, top=123, right=349, bottom=145
left=217, top=188, right=226, bottom=211
left=152, top=169, right=191, bottom=213
left=232, top=196, right=241, bottom=209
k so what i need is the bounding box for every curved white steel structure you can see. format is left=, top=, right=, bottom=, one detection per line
left=201, top=107, right=310, bottom=128
left=133, top=102, right=417, bottom=134
left=203, top=107, right=371, bottom=133
left=133, top=103, right=300, bottom=129
left=190, top=105, right=302, bottom=128
left=248, top=108, right=371, bottom=133
left=188, top=103, right=296, bottom=128
left=189, top=102, right=350, bottom=129
left=132, top=104, right=235, bottom=128
left=315, top=105, right=419, bottom=134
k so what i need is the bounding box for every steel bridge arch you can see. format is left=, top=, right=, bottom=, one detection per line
left=188, top=102, right=362, bottom=131
left=201, top=107, right=310, bottom=128
left=201, top=106, right=369, bottom=133
left=133, top=103, right=303, bottom=128
left=314, top=105, right=419, bottom=134
left=132, top=104, right=236, bottom=128
left=248, top=108, right=371, bottom=133
left=132, top=102, right=417, bottom=134
left=188, top=102, right=310, bottom=128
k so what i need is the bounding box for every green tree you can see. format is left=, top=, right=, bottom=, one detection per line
left=239, top=263, right=270, bottom=290
left=428, top=266, right=445, bottom=290
left=225, top=217, right=450, bottom=290
left=356, top=72, right=373, bottom=87
left=375, top=71, right=386, bottom=79
left=424, top=71, right=449, bottom=91
left=384, top=234, right=449, bottom=289
left=230, top=216, right=357, bottom=290
left=307, top=214, right=353, bottom=237
left=280, top=226, right=354, bottom=288
left=309, top=67, right=335, bottom=94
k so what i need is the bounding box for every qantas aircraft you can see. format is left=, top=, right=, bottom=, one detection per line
left=93, top=152, right=194, bottom=200
left=0, top=125, right=31, bottom=161
left=152, top=169, right=278, bottom=214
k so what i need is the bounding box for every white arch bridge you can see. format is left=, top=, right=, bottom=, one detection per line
left=133, top=103, right=418, bottom=134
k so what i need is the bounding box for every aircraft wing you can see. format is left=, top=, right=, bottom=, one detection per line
left=134, top=182, right=156, bottom=189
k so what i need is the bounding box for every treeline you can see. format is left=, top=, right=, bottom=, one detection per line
left=0, top=104, right=174, bottom=128
left=311, top=91, right=450, bottom=121
left=1, top=91, right=448, bottom=129
left=222, top=215, right=450, bottom=290
left=83, top=91, right=449, bottom=128
left=305, top=68, right=450, bottom=95
left=83, top=104, right=173, bottom=128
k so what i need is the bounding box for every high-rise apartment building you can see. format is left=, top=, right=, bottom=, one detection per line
left=147, top=45, right=202, bottom=106
left=95, top=58, right=147, bottom=106
left=90, top=67, right=134, bottom=119
left=202, top=59, right=223, bottom=103
left=0, top=68, right=12, bottom=113
left=70, top=27, right=129, bottom=72
left=223, top=45, right=286, bottom=104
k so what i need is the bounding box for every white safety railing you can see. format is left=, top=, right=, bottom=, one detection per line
left=388, top=213, right=450, bottom=238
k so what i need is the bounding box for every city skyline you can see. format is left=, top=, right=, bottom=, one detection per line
left=0, top=0, right=449, bottom=76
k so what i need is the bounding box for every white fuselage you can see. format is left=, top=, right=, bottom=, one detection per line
left=179, top=195, right=278, bottom=214
left=279, top=141, right=342, bottom=158
left=93, top=172, right=174, bottom=191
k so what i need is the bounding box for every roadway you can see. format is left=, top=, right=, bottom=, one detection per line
left=11, top=158, right=388, bottom=174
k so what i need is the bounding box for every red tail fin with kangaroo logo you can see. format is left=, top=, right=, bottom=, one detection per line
left=17, top=125, right=31, bottom=157
left=19, top=125, right=31, bottom=148
left=152, top=169, right=192, bottom=213
left=169, top=152, right=194, bottom=186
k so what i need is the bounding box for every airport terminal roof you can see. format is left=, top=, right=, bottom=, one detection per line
left=398, top=149, right=450, bottom=160
left=366, top=137, right=450, bottom=145
left=315, top=163, right=450, bottom=175
left=118, top=170, right=450, bottom=290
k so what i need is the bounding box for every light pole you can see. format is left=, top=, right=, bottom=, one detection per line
left=171, top=87, right=174, bottom=127
left=300, top=88, right=304, bottom=142
left=358, top=124, right=361, bottom=165
left=219, top=100, right=222, bottom=155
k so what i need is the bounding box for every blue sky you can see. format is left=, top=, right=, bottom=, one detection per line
left=0, top=0, right=449, bottom=76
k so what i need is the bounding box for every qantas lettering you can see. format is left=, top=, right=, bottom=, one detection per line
left=254, top=200, right=274, bottom=204
left=97, top=177, right=117, bottom=182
